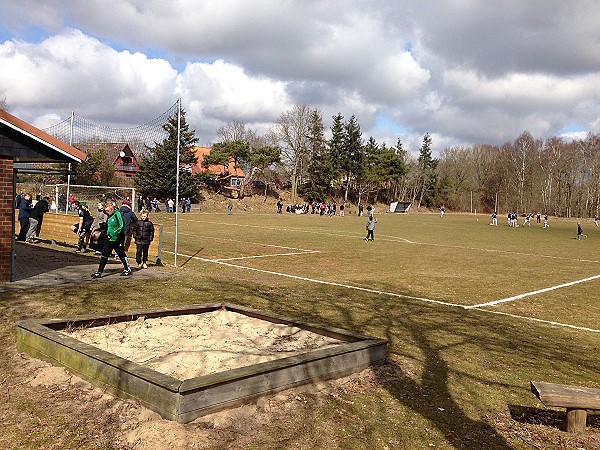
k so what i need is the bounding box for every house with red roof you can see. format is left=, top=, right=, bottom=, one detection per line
left=75, top=142, right=139, bottom=186
left=192, top=146, right=245, bottom=190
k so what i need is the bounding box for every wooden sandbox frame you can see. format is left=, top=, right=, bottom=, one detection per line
left=16, top=303, right=387, bottom=423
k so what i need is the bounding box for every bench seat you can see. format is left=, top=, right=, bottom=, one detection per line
left=531, top=380, right=600, bottom=432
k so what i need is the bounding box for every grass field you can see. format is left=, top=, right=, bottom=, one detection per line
left=2, top=209, right=600, bottom=449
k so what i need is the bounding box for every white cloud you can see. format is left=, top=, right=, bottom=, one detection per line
left=1, top=0, right=600, bottom=153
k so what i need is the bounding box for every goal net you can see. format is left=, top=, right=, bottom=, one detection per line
left=45, top=184, right=135, bottom=212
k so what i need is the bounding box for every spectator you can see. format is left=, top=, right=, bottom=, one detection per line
left=91, top=202, right=132, bottom=278
left=16, top=193, right=32, bottom=241
left=133, top=209, right=155, bottom=269
left=119, top=199, right=138, bottom=252
left=25, top=196, right=50, bottom=243
left=71, top=200, right=94, bottom=253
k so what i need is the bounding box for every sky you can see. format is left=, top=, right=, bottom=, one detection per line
left=1, top=0, right=599, bottom=156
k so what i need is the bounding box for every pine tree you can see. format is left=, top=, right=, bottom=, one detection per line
left=134, top=109, right=202, bottom=201
left=304, top=109, right=331, bottom=202
left=416, top=133, right=438, bottom=207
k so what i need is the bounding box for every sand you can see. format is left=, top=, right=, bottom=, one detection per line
left=66, top=309, right=343, bottom=380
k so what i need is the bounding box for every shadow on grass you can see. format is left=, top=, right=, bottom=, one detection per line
left=509, top=405, right=600, bottom=431
left=179, top=248, right=203, bottom=267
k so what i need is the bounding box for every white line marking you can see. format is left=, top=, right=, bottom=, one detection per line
left=164, top=250, right=464, bottom=309
left=164, top=251, right=600, bottom=333
left=472, top=308, right=600, bottom=333
left=466, top=274, right=600, bottom=309
left=214, top=250, right=320, bottom=262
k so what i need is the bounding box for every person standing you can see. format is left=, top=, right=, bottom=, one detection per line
left=577, top=223, right=587, bottom=240
left=167, top=198, right=174, bottom=213
left=119, top=199, right=138, bottom=252
left=25, top=196, right=50, bottom=243
left=277, top=200, right=283, bottom=214
left=491, top=211, right=498, bottom=226
left=595, top=215, right=599, bottom=227
left=358, top=203, right=364, bottom=217
left=543, top=213, right=549, bottom=228
left=365, top=215, right=378, bottom=241
left=71, top=200, right=94, bottom=252
left=339, top=203, right=345, bottom=217
left=90, top=202, right=108, bottom=254
left=16, top=193, right=32, bottom=241
left=91, top=202, right=132, bottom=278
left=227, top=201, right=233, bottom=215
left=137, top=195, right=144, bottom=213
left=133, top=209, right=155, bottom=269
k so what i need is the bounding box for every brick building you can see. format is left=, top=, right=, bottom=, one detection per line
left=0, top=109, right=85, bottom=282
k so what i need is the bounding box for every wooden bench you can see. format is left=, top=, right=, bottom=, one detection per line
left=16, top=212, right=163, bottom=265
left=531, top=380, right=600, bottom=432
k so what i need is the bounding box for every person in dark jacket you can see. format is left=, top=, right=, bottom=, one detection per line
left=16, top=193, right=33, bottom=241
left=119, top=199, right=138, bottom=252
left=133, top=209, right=155, bottom=269
left=71, top=200, right=94, bottom=252
left=25, top=196, right=50, bottom=243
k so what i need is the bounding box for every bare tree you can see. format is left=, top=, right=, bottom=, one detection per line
left=276, top=104, right=311, bottom=203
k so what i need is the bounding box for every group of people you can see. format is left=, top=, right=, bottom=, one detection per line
left=67, top=198, right=155, bottom=279
left=136, top=196, right=161, bottom=213
left=15, top=192, right=51, bottom=243
left=491, top=211, right=550, bottom=228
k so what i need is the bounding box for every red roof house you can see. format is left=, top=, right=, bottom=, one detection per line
left=192, top=146, right=245, bottom=179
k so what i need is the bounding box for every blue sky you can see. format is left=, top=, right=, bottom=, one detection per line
left=1, top=0, right=599, bottom=154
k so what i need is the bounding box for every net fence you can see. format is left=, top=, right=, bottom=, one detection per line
left=43, top=101, right=178, bottom=159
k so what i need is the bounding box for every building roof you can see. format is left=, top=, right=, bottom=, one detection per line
left=192, top=146, right=245, bottom=177
left=75, top=142, right=136, bottom=165
left=0, top=109, right=86, bottom=163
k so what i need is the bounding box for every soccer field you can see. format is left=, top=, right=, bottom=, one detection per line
left=158, top=211, right=600, bottom=332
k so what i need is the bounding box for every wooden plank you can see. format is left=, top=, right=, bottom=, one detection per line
left=177, top=343, right=387, bottom=422
left=531, top=381, right=600, bottom=410
left=17, top=212, right=163, bottom=264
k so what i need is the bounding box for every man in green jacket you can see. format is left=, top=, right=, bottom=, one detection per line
left=91, top=202, right=132, bottom=278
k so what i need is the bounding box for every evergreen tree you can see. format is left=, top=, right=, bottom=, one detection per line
left=134, top=109, right=202, bottom=201
left=341, top=115, right=364, bottom=201
left=416, top=133, right=438, bottom=207
left=304, top=109, right=331, bottom=202
left=328, top=113, right=346, bottom=187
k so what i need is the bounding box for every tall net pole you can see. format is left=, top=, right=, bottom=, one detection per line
left=174, top=99, right=181, bottom=267
left=65, top=111, right=74, bottom=215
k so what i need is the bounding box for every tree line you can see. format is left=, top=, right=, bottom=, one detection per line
left=71, top=103, right=600, bottom=218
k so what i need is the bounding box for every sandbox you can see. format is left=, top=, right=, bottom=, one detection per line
left=16, top=303, right=387, bottom=423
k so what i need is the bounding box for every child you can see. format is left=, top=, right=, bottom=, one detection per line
left=133, top=209, right=155, bottom=269
left=365, top=215, right=378, bottom=241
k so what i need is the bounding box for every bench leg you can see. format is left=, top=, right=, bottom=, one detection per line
left=566, top=408, right=587, bottom=433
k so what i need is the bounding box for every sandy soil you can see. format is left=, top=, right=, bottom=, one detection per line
left=66, top=309, right=342, bottom=380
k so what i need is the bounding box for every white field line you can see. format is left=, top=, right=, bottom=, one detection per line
left=214, top=250, right=320, bottom=262
left=164, top=250, right=600, bottom=333
left=163, top=250, right=463, bottom=308
left=466, top=274, right=600, bottom=309
left=167, top=230, right=321, bottom=260
left=472, top=308, right=600, bottom=333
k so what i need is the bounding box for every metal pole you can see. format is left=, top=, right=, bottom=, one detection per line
left=65, top=111, right=74, bottom=214
left=174, top=99, right=181, bottom=267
